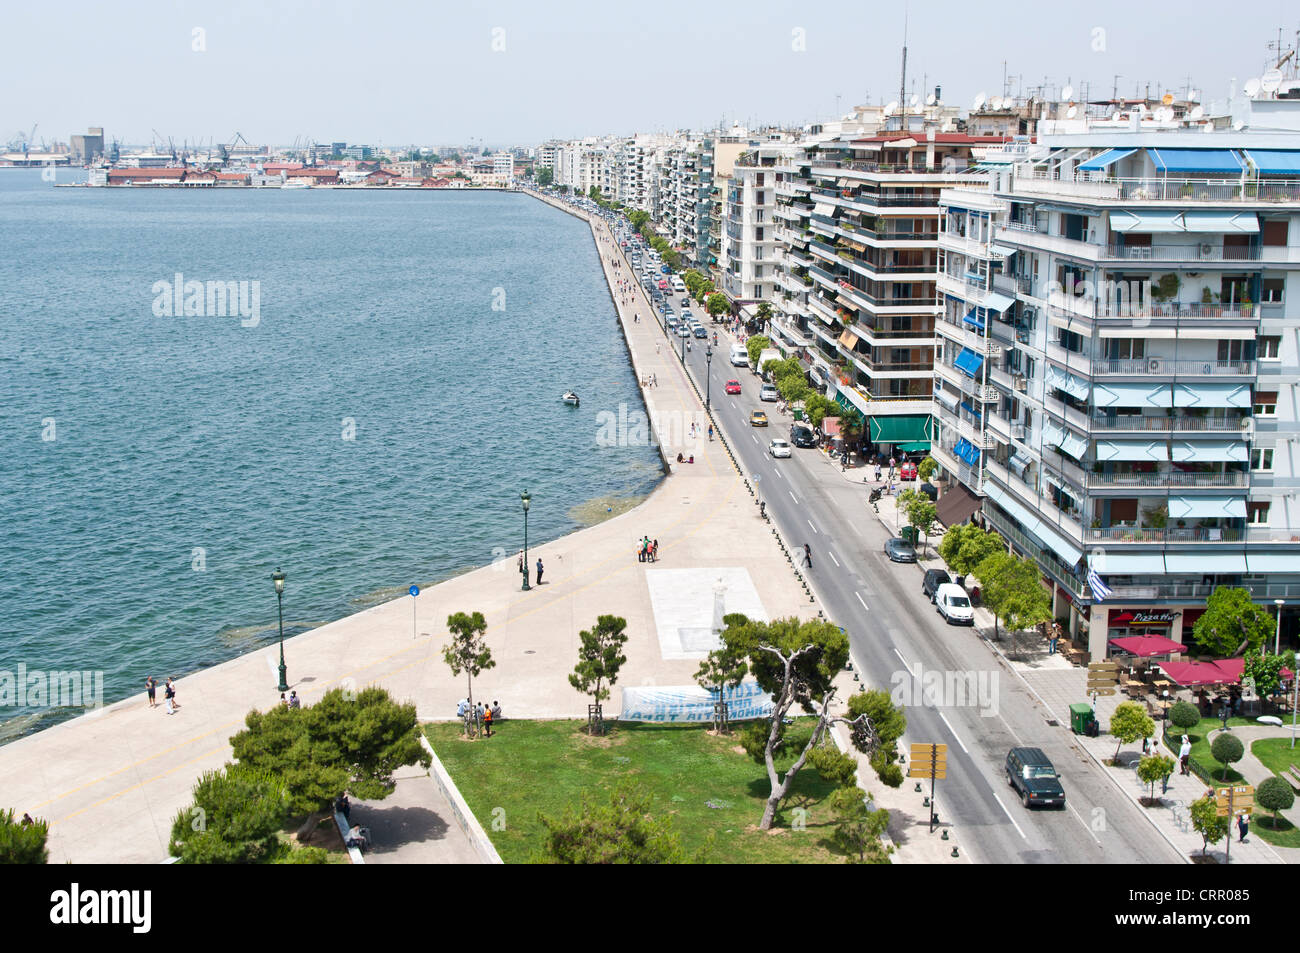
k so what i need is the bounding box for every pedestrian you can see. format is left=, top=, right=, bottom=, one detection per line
left=475, top=701, right=485, bottom=728
left=803, top=544, right=813, bottom=569
left=708, top=424, right=714, bottom=441
left=164, top=679, right=177, bottom=715
left=145, top=676, right=156, bottom=709
left=20, top=813, right=33, bottom=827
left=1237, top=812, right=1249, bottom=843
left=1178, top=735, right=1192, bottom=775
left=875, top=464, right=882, bottom=481
left=536, top=557, right=544, bottom=585
left=289, top=690, right=301, bottom=709
left=166, top=677, right=179, bottom=710
left=889, top=456, right=897, bottom=477
left=656, top=343, right=660, bottom=355
left=456, top=697, right=469, bottom=719
left=280, top=692, right=288, bottom=707
left=483, top=705, right=494, bottom=737
left=653, top=539, right=659, bottom=561
left=335, top=794, right=351, bottom=822
left=492, top=699, right=503, bottom=724
left=638, top=539, right=645, bottom=562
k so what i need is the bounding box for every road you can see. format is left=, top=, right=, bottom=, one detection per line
left=616, top=232, right=1181, bottom=864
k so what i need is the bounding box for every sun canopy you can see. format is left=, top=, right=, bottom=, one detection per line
left=1150, top=149, right=1245, bottom=174
left=953, top=348, right=984, bottom=377
left=1158, top=660, right=1238, bottom=687
left=870, top=414, right=930, bottom=444
left=1109, top=635, right=1186, bottom=657
left=1244, top=150, right=1300, bottom=175
left=1078, top=148, right=1137, bottom=172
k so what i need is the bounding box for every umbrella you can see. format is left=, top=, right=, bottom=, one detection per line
left=1108, top=635, right=1186, bottom=658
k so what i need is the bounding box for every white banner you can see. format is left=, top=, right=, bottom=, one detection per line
left=618, top=682, right=774, bottom=723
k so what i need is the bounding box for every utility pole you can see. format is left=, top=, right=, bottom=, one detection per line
left=898, top=7, right=908, bottom=110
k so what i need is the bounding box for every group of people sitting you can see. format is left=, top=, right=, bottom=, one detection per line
left=638, top=536, right=659, bottom=562
left=675, top=452, right=694, bottom=464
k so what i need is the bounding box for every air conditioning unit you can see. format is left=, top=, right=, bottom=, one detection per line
left=1199, top=242, right=1215, bottom=259
left=1147, top=358, right=1163, bottom=373
left=1013, top=374, right=1028, bottom=392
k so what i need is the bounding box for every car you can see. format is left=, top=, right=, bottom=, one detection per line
left=677, top=324, right=692, bottom=337
left=750, top=410, right=769, bottom=427
left=666, top=317, right=679, bottom=330
left=658, top=279, right=669, bottom=290
left=759, top=383, right=779, bottom=402
left=681, top=309, right=694, bottom=321
left=790, top=424, right=815, bottom=448
left=900, top=461, right=918, bottom=480
left=724, top=379, right=742, bottom=395
left=921, top=568, right=952, bottom=601
left=934, top=584, right=975, bottom=625
left=883, top=538, right=917, bottom=563
left=693, top=326, right=708, bottom=338
left=680, top=296, right=691, bottom=308
left=661, top=265, right=672, bottom=274
left=730, top=345, right=749, bottom=366
left=769, top=438, right=792, bottom=458
left=1006, top=747, right=1066, bottom=809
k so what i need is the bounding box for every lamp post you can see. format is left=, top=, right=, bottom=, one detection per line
left=521, top=490, right=532, bottom=591
left=705, top=345, right=713, bottom=409
left=679, top=324, right=687, bottom=364
left=271, top=568, right=288, bottom=692
left=1274, top=599, right=1285, bottom=655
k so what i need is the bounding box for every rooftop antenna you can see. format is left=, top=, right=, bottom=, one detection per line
left=898, top=6, right=908, bottom=116
left=1112, top=74, right=1122, bottom=101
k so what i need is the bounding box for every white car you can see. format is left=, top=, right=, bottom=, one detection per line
left=934, top=584, right=975, bottom=626
left=760, top=383, right=779, bottom=402
left=769, top=438, right=792, bottom=459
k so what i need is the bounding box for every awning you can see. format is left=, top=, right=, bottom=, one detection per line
left=1109, top=634, right=1186, bottom=657
left=813, top=201, right=835, bottom=216
left=952, top=438, right=982, bottom=466
left=983, top=291, right=1016, bottom=312
left=1110, top=210, right=1187, bottom=233
left=1168, top=495, right=1248, bottom=519
left=1247, top=553, right=1297, bottom=573
left=1008, top=452, right=1032, bottom=476
left=1078, top=148, right=1137, bottom=172
left=1245, top=150, right=1300, bottom=175
left=896, top=441, right=931, bottom=452
left=1059, top=430, right=1088, bottom=461
left=821, top=417, right=842, bottom=437
left=953, top=348, right=984, bottom=377
left=988, top=244, right=1017, bottom=258
left=959, top=400, right=982, bottom=419
left=962, top=307, right=985, bottom=330
left=1182, top=211, right=1259, bottom=233
left=837, top=329, right=857, bottom=349
left=1096, top=552, right=1167, bottom=574
left=1046, top=363, right=1090, bottom=401
left=985, top=484, right=1083, bottom=564
left=1170, top=440, right=1248, bottom=463
left=1158, top=660, right=1237, bottom=687
left=870, top=414, right=930, bottom=444
left=936, top=483, right=982, bottom=528
left=1042, top=420, right=1065, bottom=448
left=1093, top=382, right=1175, bottom=408
left=1164, top=552, right=1248, bottom=574
left=935, top=388, right=958, bottom=412
left=1034, top=517, right=1085, bottom=565
left=1172, top=382, right=1252, bottom=409
left=1150, top=149, right=1245, bottom=174
left=1096, top=440, right=1168, bottom=462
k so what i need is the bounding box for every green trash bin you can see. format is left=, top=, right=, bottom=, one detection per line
left=900, top=526, right=918, bottom=546
left=1069, top=703, right=1096, bottom=736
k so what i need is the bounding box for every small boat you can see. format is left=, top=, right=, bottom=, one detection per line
left=562, top=391, right=580, bottom=407
left=280, top=181, right=310, bottom=190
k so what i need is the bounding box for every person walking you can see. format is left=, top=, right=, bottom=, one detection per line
left=145, top=676, right=157, bottom=709
left=536, top=557, right=544, bottom=585
left=483, top=705, right=494, bottom=737
left=1178, top=735, right=1192, bottom=775
left=289, top=691, right=301, bottom=709
left=1237, top=811, right=1249, bottom=843
left=653, top=539, right=659, bottom=562
left=803, top=544, right=813, bottom=569
left=164, top=679, right=177, bottom=715
left=708, top=424, right=714, bottom=441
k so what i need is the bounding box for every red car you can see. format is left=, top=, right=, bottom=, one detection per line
left=900, top=461, right=918, bottom=480
left=724, top=379, right=742, bottom=394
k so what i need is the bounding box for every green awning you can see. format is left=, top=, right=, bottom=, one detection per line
left=895, top=441, right=931, bottom=452
left=870, top=414, right=931, bottom=444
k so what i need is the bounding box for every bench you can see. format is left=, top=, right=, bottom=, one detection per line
left=1284, top=766, right=1300, bottom=791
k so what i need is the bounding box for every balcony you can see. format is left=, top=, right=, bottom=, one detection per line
left=1085, top=525, right=1248, bottom=544
left=1090, top=413, right=1248, bottom=432
left=1010, top=169, right=1300, bottom=205
left=1102, top=242, right=1263, bottom=263
left=1096, top=358, right=1256, bottom=377
left=981, top=507, right=1089, bottom=600
left=1083, top=468, right=1249, bottom=488
left=1104, top=580, right=1300, bottom=601
left=1092, top=301, right=1259, bottom=321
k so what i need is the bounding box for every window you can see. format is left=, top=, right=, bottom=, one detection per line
left=1262, top=220, right=1289, bottom=246
left=1251, top=448, right=1274, bottom=471
left=1254, top=391, right=1278, bottom=416
left=1219, top=339, right=1253, bottom=362
left=1260, top=336, right=1281, bottom=360
left=1025, top=356, right=1036, bottom=380
left=1262, top=279, right=1284, bottom=304
left=1058, top=328, right=1083, bottom=352
left=1106, top=338, right=1146, bottom=360
left=1247, top=502, right=1271, bottom=525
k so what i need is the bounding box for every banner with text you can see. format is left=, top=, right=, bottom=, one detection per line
left=618, top=682, right=774, bottom=723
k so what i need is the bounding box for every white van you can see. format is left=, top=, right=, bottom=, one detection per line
left=671, top=276, right=686, bottom=293
left=934, top=584, right=975, bottom=626
left=730, top=344, right=749, bottom=367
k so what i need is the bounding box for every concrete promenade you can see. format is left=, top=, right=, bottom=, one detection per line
left=0, top=192, right=816, bottom=863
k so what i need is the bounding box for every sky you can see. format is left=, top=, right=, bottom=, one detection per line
left=3, top=0, right=1296, bottom=150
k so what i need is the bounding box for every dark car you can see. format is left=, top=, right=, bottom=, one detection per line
left=922, top=568, right=952, bottom=602
left=693, top=326, right=708, bottom=338
left=883, top=538, right=917, bottom=563
left=680, top=296, right=691, bottom=308
left=790, top=424, right=816, bottom=448
left=1005, top=747, right=1066, bottom=809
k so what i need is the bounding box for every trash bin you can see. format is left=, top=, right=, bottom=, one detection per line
left=1069, top=703, right=1097, bottom=736
left=900, top=526, right=918, bottom=545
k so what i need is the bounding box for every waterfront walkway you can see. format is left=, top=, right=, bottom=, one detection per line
left=0, top=194, right=816, bottom=863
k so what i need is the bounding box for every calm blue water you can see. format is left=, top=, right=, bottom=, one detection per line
left=0, top=169, right=660, bottom=739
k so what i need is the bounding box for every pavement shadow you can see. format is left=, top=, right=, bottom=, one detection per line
left=353, top=804, right=453, bottom=855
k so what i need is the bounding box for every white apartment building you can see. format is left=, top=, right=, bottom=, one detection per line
left=933, top=125, right=1300, bottom=660
left=492, top=151, right=515, bottom=184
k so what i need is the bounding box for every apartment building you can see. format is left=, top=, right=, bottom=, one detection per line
left=720, top=144, right=790, bottom=311
left=933, top=128, right=1300, bottom=659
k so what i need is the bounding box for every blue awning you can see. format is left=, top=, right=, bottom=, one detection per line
left=1164, top=553, right=1248, bottom=574
left=952, top=438, right=982, bottom=467
left=1046, top=363, right=1090, bottom=401
left=1110, top=210, right=1187, bottom=233
left=1182, top=211, right=1259, bottom=233
left=1059, top=431, right=1088, bottom=461
left=983, top=291, right=1016, bottom=312
left=1150, top=149, right=1245, bottom=174
left=1096, top=440, right=1168, bottom=462
left=959, top=400, right=982, bottom=419
left=1170, top=440, right=1249, bottom=463
left=1096, top=552, right=1166, bottom=574
left=1093, top=382, right=1174, bottom=409
left=962, top=307, right=985, bottom=330
left=1033, top=518, right=1085, bottom=566
left=1078, top=148, right=1137, bottom=172
left=953, top=348, right=984, bottom=377
left=1172, top=382, right=1252, bottom=409
left=1168, top=496, right=1247, bottom=519
left=1244, top=150, right=1300, bottom=175
left=1247, top=553, right=1298, bottom=573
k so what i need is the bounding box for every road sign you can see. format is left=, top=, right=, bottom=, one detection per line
left=410, top=585, right=420, bottom=597
left=910, top=743, right=947, bottom=757
left=1216, top=785, right=1255, bottom=816
left=1087, top=688, right=1117, bottom=697
left=908, top=743, right=947, bottom=779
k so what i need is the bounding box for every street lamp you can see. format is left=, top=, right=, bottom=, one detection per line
left=705, top=345, right=713, bottom=408
left=1275, top=599, right=1285, bottom=655
left=521, top=490, right=532, bottom=592
left=271, top=568, right=288, bottom=691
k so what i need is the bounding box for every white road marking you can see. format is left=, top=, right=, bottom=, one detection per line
left=1067, top=801, right=1102, bottom=845
left=857, top=591, right=871, bottom=611
left=938, top=712, right=970, bottom=754
left=788, top=490, right=798, bottom=504
left=807, top=520, right=818, bottom=534
left=828, top=551, right=840, bottom=567
left=773, top=469, right=784, bottom=480
left=752, top=434, right=759, bottom=444
left=730, top=400, right=738, bottom=411
left=992, top=794, right=1028, bottom=839
left=892, top=647, right=911, bottom=670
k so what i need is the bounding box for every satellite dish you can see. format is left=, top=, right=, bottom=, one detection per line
left=1061, top=85, right=1074, bottom=101
left=1162, top=92, right=1174, bottom=105
left=973, top=91, right=987, bottom=110
left=1262, top=69, right=1283, bottom=93
left=1188, top=89, right=1198, bottom=101
left=910, top=94, right=919, bottom=107
left=1067, top=105, right=1078, bottom=119
left=1189, top=105, right=1205, bottom=120
left=1244, top=78, right=1262, bottom=98
left=1002, top=97, right=1013, bottom=109
left=884, top=100, right=898, bottom=115
left=1107, top=104, right=1119, bottom=117
left=926, top=93, right=936, bottom=106
left=1233, top=120, right=1246, bottom=131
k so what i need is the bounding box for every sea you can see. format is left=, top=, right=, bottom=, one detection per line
left=0, top=168, right=662, bottom=740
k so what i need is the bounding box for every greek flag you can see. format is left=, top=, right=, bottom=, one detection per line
left=1087, top=567, right=1112, bottom=602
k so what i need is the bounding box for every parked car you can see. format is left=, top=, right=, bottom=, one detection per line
left=769, top=438, right=792, bottom=458
left=900, top=461, right=918, bottom=480
left=791, top=424, right=816, bottom=448
left=725, top=379, right=742, bottom=395
left=921, top=568, right=952, bottom=601
left=934, top=584, right=975, bottom=625
left=883, top=538, right=917, bottom=563
left=750, top=410, right=769, bottom=427
left=759, top=383, right=779, bottom=402
left=1005, top=748, right=1066, bottom=809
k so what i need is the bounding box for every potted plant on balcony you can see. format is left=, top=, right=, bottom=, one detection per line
left=1151, top=273, right=1180, bottom=304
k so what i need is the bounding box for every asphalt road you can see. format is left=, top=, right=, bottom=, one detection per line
left=616, top=235, right=1181, bottom=864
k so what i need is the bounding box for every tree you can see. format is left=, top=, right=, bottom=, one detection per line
left=535, top=167, right=553, bottom=187
left=977, top=552, right=1052, bottom=643
left=1193, top=587, right=1274, bottom=658
left=917, top=456, right=938, bottom=482
left=568, top=614, right=629, bottom=734
left=1256, top=775, right=1295, bottom=828
left=1243, top=649, right=1286, bottom=699
left=746, top=335, right=772, bottom=367
left=230, top=686, right=430, bottom=840
left=845, top=689, right=907, bottom=787
left=1210, top=732, right=1244, bottom=781
left=1190, top=795, right=1229, bottom=857
left=694, top=628, right=749, bottom=733
left=0, top=808, right=48, bottom=864
left=170, top=766, right=289, bottom=864
left=716, top=615, right=849, bottom=829
left=754, top=301, right=772, bottom=333
left=536, top=782, right=689, bottom=864
left=443, top=610, right=496, bottom=737
left=838, top=410, right=865, bottom=456
left=898, top=489, right=938, bottom=557
left=1136, top=754, right=1176, bottom=801
left=1109, top=701, right=1156, bottom=763
left=707, top=291, right=730, bottom=317
left=938, top=523, right=1005, bottom=578
left=826, top=788, right=892, bottom=863
left=589, top=185, right=601, bottom=200
left=1168, top=700, right=1201, bottom=736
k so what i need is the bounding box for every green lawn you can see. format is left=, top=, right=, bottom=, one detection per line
left=1163, top=718, right=1250, bottom=784
left=1246, top=738, right=1300, bottom=849
left=425, top=719, right=854, bottom=863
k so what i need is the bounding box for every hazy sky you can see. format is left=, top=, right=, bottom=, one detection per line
left=3, top=1, right=1295, bottom=149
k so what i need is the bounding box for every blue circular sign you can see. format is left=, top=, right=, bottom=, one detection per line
left=409, top=585, right=419, bottom=597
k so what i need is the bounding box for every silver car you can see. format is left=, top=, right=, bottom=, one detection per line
left=769, top=438, right=792, bottom=459
left=760, top=384, right=779, bottom=402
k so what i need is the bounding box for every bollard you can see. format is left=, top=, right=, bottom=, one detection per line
left=951, top=846, right=960, bottom=858
left=914, top=783, right=922, bottom=793
left=941, top=829, right=949, bottom=841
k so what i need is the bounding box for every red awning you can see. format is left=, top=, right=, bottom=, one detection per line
left=1157, top=660, right=1237, bottom=687
left=821, top=418, right=842, bottom=437
left=1213, top=658, right=1245, bottom=682
left=1108, top=635, right=1186, bottom=658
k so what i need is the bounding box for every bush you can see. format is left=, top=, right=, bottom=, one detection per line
left=1210, top=733, right=1245, bottom=780
left=1167, top=701, right=1200, bottom=734
left=170, top=766, right=290, bottom=864
left=0, top=808, right=48, bottom=864
left=1256, top=775, right=1295, bottom=826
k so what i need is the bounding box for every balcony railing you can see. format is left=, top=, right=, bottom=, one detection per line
left=1085, top=525, right=1247, bottom=543
left=1104, top=243, right=1262, bottom=262
left=1091, top=301, right=1258, bottom=320
left=1083, top=469, right=1248, bottom=488
left=1096, top=358, right=1256, bottom=376
left=1090, top=414, right=1248, bottom=432
left=1106, top=581, right=1300, bottom=601
left=1013, top=170, right=1300, bottom=204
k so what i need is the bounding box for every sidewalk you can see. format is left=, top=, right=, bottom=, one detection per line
left=0, top=195, right=818, bottom=864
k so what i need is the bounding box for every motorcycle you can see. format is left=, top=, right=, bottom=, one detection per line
left=867, top=487, right=883, bottom=504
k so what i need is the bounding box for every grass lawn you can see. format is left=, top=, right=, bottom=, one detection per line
left=1246, top=738, right=1300, bottom=849
left=425, top=718, right=855, bottom=863
left=1162, top=718, right=1249, bottom=784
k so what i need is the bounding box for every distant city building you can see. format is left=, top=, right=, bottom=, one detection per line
left=69, top=127, right=104, bottom=163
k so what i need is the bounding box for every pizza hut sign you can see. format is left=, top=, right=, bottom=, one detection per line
left=1110, top=609, right=1180, bottom=626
